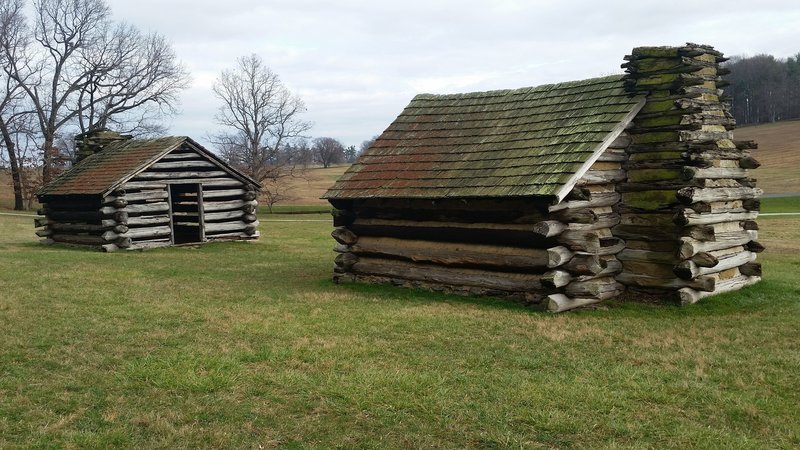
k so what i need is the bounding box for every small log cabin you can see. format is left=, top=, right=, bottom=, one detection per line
left=35, top=130, right=261, bottom=251
left=324, top=43, right=763, bottom=312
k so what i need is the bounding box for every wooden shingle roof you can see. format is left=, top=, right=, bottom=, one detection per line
left=324, top=75, right=644, bottom=202
left=37, top=136, right=259, bottom=197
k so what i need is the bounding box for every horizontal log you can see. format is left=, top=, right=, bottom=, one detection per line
left=550, top=208, right=598, bottom=224
left=348, top=236, right=567, bottom=270
left=678, top=275, right=760, bottom=305
left=128, top=239, right=173, bottom=251
left=104, top=226, right=172, bottom=241
left=562, top=253, right=606, bottom=275
left=617, top=249, right=678, bottom=264
left=202, top=188, right=248, bottom=199
left=674, top=250, right=756, bottom=279
left=566, top=212, right=620, bottom=231
left=204, top=221, right=258, bottom=234
left=545, top=294, right=601, bottom=313
left=351, top=257, right=550, bottom=293
left=125, top=215, right=170, bottom=227
left=682, top=166, right=747, bottom=180
left=100, top=202, right=170, bottom=215
left=679, top=230, right=757, bottom=259
left=133, top=170, right=229, bottom=180
left=104, top=191, right=168, bottom=204
left=673, top=209, right=758, bottom=226
left=350, top=218, right=556, bottom=247
left=203, top=199, right=258, bottom=212
left=149, top=160, right=217, bottom=170
left=159, top=152, right=204, bottom=160
left=616, top=272, right=716, bottom=292
left=614, top=224, right=714, bottom=241
left=204, top=210, right=244, bottom=222
left=51, top=234, right=104, bottom=246
left=676, top=186, right=763, bottom=204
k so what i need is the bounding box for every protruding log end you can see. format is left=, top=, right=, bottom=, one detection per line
left=739, top=156, right=761, bottom=169
left=674, top=260, right=698, bottom=280
left=691, top=252, right=719, bottom=268
left=532, top=220, right=566, bottom=238
left=742, top=198, right=761, bottom=211
left=331, top=227, right=358, bottom=246
left=744, top=241, right=765, bottom=253
left=542, top=270, right=572, bottom=288
left=334, top=252, right=359, bottom=270
left=545, top=294, right=601, bottom=313
left=739, top=262, right=762, bottom=277
left=102, top=243, right=119, bottom=253
left=546, top=246, right=575, bottom=268
left=678, top=287, right=700, bottom=305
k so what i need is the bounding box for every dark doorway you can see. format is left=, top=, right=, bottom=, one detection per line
left=169, top=183, right=205, bottom=244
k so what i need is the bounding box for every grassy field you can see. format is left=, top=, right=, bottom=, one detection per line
left=735, top=119, right=800, bottom=194
left=1, top=210, right=799, bottom=448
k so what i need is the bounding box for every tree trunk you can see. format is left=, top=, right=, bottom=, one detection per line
left=0, top=119, right=24, bottom=210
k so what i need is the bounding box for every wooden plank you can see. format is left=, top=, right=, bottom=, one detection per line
left=132, top=170, right=229, bottom=180
left=149, top=160, right=217, bottom=170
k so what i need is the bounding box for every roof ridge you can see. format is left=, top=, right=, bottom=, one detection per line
left=412, top=74, right=625, bottom=100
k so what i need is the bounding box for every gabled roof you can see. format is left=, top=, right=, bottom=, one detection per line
left=37, top=136, right=260, bottom=197
left=324, top=75, right=644, bottom=202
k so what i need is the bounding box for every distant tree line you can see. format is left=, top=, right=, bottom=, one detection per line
left=724, top=53, right=800, bottom=126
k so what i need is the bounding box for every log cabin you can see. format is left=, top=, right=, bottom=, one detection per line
left=35, top=130, right=261, bottom=251
left=323, top=43, right=763, bottom=312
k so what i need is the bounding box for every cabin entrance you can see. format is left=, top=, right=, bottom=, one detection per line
left=169, top=183, right=205, bottom=244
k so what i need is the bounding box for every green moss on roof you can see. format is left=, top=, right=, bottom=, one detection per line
left=324, top=75, right=642, bottom=200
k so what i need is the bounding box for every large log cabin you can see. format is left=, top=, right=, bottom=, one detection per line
left=35, top=130, right=260, bottom=251
left=324, top=43, right=763, bottom=312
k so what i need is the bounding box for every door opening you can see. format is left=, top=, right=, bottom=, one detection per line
left=169, top=183, right=205, bottom=244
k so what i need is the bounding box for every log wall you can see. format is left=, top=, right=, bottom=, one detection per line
left=35, top=143, right=259, bottom=251
left=615, top=43, right=762, bottom=302
left=330, top=141, right=631, bottom=312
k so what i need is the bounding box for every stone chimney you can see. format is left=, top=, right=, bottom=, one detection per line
left=614, top=43, right=763, bottom=303
left=74, top=129, right=132, bottom=162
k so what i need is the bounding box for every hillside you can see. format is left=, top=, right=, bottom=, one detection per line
left=734, top=120, right=800, bottom=194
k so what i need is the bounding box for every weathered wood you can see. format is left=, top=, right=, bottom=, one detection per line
left=50, top=234, right=104, bottom=245
left=203, top=210, right=244, bottom=222
left=149, top=160, right=217, bottom=170
left=614, top=224, right=714, bottom=241
left=548, top=192, right=620, bottom=212
left=542, top=270, right=572, bottom=288
left=565, top=277, right=623, bottom=299
left=532, top=220, right=566, bottom=238
left=334, top=252, right=359, bottom=270
left=742, top=220, right=759, bottom=231
left=742, top=198, right=760, bottom=211
left=562, top=253, right=606, bottom=275
left=616, top=272, right=716, bottom=292
left=101, top=243, right=119, bottom=252
left=202, top=189, right=248, bottom=199
left=104, top=191, right=168, bottom=204
left=678, top=275, right=760, bottom=304
left=331, top=227, right=358, bottom=245
left=100, top=202, right=170, bottom=215
left=738, top=262, right=761, bottom=277
left=204, top=221, right=258, bottom=234
left=348, top=236, right=566, bottom=270
left=682, top=166, right=747, bottom=180
left=576, top=170, right=626, bottom=185
left=133, top=170, right=229, bottom=180
left=203, top=199, right=258, bottom=212
left=120, top=181, right=168, bottom=190
left=550, top=208, right=598, bottom=224
left=744, top=241, right=765, bottom=253
left=673, top=209, right=758, bottom=226
left=351, top=257, right=549, bottom=293
left=104, top=226, right=172, bottom=241
left=125, top=215, right=170, bottom=227
left=557, top=230, right=602, bottom=252
left=617, top=248, right=677, bottom=264
left=128, top=239, right=173, bottom=251
left=545, top=294, right=601, bottom=313
left=674, top=250, right=756, bottom=279
left=676, top=186, right=762, bottom=204
left=691, top=252, right=719, bottom=268
left=565, top=213, right=620, bottom=231
left=679, top=230, right=756, bottom=259
left=738, top=156, right=761, bottom=169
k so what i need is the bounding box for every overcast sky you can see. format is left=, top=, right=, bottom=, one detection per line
left=107, top=0, right=800, bottom=149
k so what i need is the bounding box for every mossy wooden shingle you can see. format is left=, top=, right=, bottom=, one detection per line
left=324, top=75, right=643, bottom=200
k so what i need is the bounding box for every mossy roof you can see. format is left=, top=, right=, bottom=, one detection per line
left=324, top=75, right=643, bottom=201
left=37, top=136, right=259, bottom=197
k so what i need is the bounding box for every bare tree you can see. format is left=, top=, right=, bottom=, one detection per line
left=1, top=0, right=189, bottom=183
left=0, top=0, right=30, bottom=209
left=312, top=136, right=345, bottom=168
left=360, top=135, right=378, bottom=154
left=212, top=54, right=311, bottom=205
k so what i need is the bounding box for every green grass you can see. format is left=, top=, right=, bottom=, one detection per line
left=260, top=204, right=332, bottom=215
left=761, top=196, right=800, bottom=214
left=1, top=214, right=799, bottom=448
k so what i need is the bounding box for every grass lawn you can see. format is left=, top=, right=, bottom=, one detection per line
left=761, top=196, right=800, bottom=214
left=0, top=212, right=798, bottom=448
